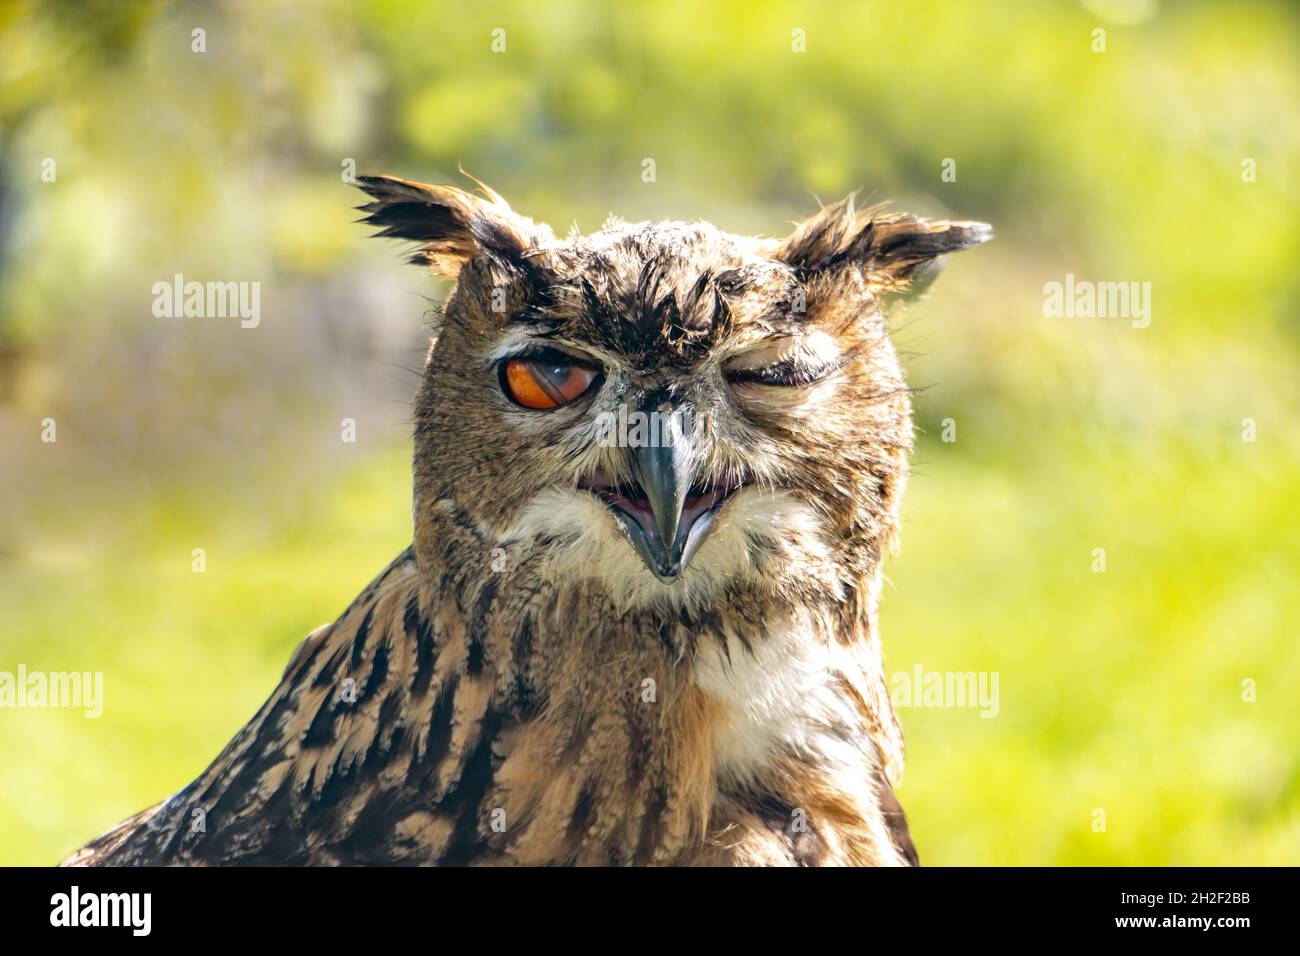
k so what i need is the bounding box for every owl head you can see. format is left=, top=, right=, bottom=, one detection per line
left=357, top=175, right=990, bottom=611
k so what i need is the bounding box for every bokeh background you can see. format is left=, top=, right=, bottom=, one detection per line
left=2, top=0, right=1298, bottom=865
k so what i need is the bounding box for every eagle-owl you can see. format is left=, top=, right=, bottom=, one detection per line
left=66, top=175, right=989, bottom=866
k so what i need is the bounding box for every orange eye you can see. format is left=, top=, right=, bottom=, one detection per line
left=501, top=356, right=599, bottom=410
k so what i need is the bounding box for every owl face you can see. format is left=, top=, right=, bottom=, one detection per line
left=358, top=176, right=990, bottom=609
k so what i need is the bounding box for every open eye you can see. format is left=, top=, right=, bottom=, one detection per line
left=500, top=351, right=600, bottom=410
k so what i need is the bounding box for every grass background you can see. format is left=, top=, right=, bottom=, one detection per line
left=2, top=0, right=1298, bottom=864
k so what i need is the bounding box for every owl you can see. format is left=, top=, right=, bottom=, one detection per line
left=65, top=175, right=989, bottom=866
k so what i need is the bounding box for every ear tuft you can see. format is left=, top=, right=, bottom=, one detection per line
left=354, top=174, right=548, bottom=276
left=776, top=194, right=991, bottom=286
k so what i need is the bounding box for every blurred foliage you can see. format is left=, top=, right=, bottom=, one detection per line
left=1, top=0, right=1297, bottom=865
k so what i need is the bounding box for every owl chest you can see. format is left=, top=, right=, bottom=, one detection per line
left=690, top=620, right=860, bottom=785
left=479, top=619, right=871, bottom=865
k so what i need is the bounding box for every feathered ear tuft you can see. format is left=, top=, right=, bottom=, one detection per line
left=775, top=194, right=991, bottom=288
left=354, top=174, right=550, bottom=276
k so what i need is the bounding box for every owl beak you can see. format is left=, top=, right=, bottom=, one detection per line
left=620, top=400, right=708, bottom=583
left=579, top=400, right=741, bottom=583
left=629, top=412, right=693, bottom=554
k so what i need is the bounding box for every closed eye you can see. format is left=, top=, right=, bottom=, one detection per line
left=725, top=355, right=841, bottom=388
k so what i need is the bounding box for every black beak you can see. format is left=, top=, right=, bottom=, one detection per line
left=618, top=399, right=701, bottom=581
left=578, top=397, right=745, bottom=584
left=629, top=403, right=693, bottom=553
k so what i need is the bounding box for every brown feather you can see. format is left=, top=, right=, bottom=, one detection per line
left=66, top=179, right=990, bottom=866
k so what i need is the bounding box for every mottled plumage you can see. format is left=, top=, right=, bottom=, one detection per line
left=66, top=175, right=989, bottom=866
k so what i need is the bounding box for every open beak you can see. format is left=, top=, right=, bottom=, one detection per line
left=579, top=399, right=741, bottom=583
left=629, top=403, right=692, bottom=554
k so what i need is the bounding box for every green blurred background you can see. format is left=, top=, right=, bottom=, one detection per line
left=2, top=0, right=1297, bottom=865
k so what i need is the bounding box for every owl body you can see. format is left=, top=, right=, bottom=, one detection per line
left=66, top=177, right=988, bottom=867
